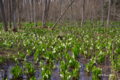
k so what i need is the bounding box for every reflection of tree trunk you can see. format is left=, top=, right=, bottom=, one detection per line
left=8, top=0, right=11, bottom=28
left=13, top=0, right=17, bottom=30
left=0, top=0, right=8, bottom=31
left=81, top=0, right=85, bottom=27
left=3, top=67, right=7, bottom=80
left=102, top=0, right=104, bottom=27
left=107, top=0, right=111, bottom=25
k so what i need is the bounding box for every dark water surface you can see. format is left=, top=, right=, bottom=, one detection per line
left=0, top=53, right=119, bottom=80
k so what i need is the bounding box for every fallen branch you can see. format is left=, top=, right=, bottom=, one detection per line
left=52, top=0, right=76, bottom=30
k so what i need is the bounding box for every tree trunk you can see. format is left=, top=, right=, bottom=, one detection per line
left=13, top=0, right=17, bottom=30
left=25, top=0, right=27, bottom=24
left=81, top=0, right=85, bottom=27
left=0, top=0, right=8, bottom=31
left=17, top=0, right=20, bottom=29
left=5, top=0, right=8, bottom=25
left=26, top=0, right=30, bottom=23
left=29, top=0, right=31, bottom=23
left=46, top=0, right=50, bottom=20
left=31, top=0, right=33, bottom=23
left=113, top=0, right=116, bottom=17
left=107, top=0, right=111, bottom=25
left=8, top=0, right=11, bottom=28
left=70, top=0, right=73, bottom=25
left=90, top=0, right=95, bottom=27
left=60, top=0, right=63, bottom=15
left=59, top=0, right=63, bottom=23
left=42, top=0, right=47, bottom=28
left=34, top=0, right=36, bottom=26
left=102, top=0, right=104, bottom=27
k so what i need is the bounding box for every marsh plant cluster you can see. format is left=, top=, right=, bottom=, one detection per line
left=0, top=22, right=120, bottom=80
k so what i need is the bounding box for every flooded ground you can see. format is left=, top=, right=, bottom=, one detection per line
left=0, top=52, right=118, bottom=80
left=0, top=54, right=91, bottom=80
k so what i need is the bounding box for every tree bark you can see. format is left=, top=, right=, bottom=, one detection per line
left=107, top=0, right=111, bottom=25
left=8, top=0, right=11, bottom=28
left=81, top=0, right=85, bottom=27
left=102, top=0, right=104, bottom=27
left=0, top=0, right=8, bottom=31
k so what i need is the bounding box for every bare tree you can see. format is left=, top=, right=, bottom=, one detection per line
left=34, top=0, right=36, bottom=26
left=17, top=0, right=21, bottom=29
left=29, top=0, right=31, bottom=23
left=60, top=0, right=63, bottom=15
left=1, top=0, right=120, bottom=27
left=26, top=0, right=30, bottom=23
left=107, top=0, right=111, bottom=25
left=30, top=0, right=34, bottom=23
left=59, top=0, right=63, bottom=23
left=8, top=0, right=11, bottom=28
left=46, top=0, right=50, bottom=21
left=81, top=0, right=85, bottom=27
left=42, top=0, right=50, bottom=28
left=89, top=0, right=93, bottom=27
left=42, top=0, right=47, bottom=28
left=0, top=0, right=8, bottom=31
left=5, top=0, right=8, bottom=24
left=13, top=0, right=17, bottom=31
left=102, top=0, right=104, bottom=27
left=113, top=0, right=116, bottom=14
left=70, top=0, right=73, bottom=25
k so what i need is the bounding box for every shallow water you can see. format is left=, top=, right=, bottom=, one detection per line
left=0, top=54, right=93, bottom=80
left=0, top=54, right=117, bottom=80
